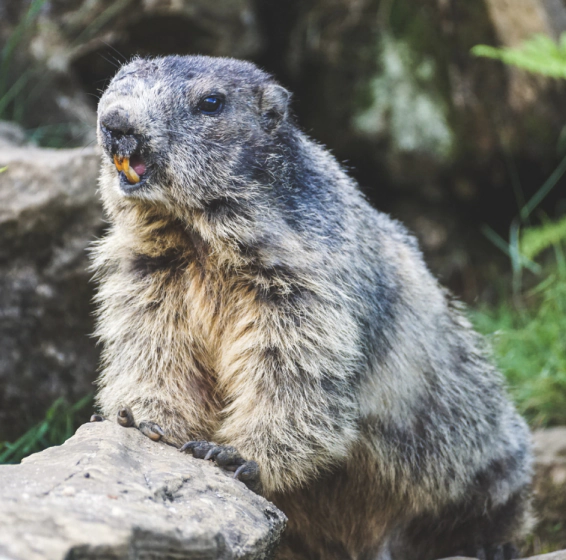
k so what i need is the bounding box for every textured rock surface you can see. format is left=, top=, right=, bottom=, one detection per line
left=0, top=420, right=286, bottom=560
left=526, top=552, right=566, bottom=560
left=531, top=428, right=566, bottom=553
left=0, top=138, right=102, bottom=440
left=0, top=121, right=28, bottom=148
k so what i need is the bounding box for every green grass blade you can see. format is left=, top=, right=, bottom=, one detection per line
left=0, top=67, right=35, bottom=118
left=521, top=153, right=566, bottom=220
left=481, top=224, right=541, bottom=274
left=0, top=0, right=47, bottom=88
left=0, top=394, right=93, bottom=464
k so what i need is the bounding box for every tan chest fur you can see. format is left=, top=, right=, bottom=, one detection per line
left=94, top=213, right=261, bottom=444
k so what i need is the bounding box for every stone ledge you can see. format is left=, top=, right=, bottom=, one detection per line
left=0, top=421, right=286, bottom=560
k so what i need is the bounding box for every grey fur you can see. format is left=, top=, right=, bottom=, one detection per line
left=93, top=55, right=532, bottom=560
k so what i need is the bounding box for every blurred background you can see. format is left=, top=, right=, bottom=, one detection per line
left=0, top=0, right=565, bottom=553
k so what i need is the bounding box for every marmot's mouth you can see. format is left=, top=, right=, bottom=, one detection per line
left=113, top=154, right=147, bottom=185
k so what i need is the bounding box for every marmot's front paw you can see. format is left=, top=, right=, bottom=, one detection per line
left=116, top=406, right=165, bottom=442
left=180, top=441, right=261, bottom=493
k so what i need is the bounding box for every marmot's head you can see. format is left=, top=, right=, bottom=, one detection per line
left=97, top=56, right=292, bottom=223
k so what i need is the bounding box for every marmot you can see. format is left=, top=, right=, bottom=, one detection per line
left=92, top=55, right=532, bottom=560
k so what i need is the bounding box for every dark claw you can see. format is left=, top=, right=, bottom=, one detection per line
left=180, top=440, right=261, bottom=492
left=204, top=446, right=222, bottom=461
left=191, top=441, right=216, bottom=459
left=202, top=445, right=244, bottom=467
left=90, top=414, right=105, bottom=422
left=117, top=406, right=135, bottom=428
left=233, top=460, right=260, bottom=481
left=214, top=446, right=246, bottom=470
left=233, top=461, right=261, bottom=492
left=180, top=441, right=195, bottom=453
left=139, top=421, right=165, bottom=441
left=180, top=440, right=212, bottom=458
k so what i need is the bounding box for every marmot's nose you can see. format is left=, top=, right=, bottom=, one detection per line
left=100, top=108, right=136, bottom=136
left=99, top=108, right=139, bottom=156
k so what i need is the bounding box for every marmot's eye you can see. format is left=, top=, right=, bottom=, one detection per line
left=198, top=95, right=224, bottom=115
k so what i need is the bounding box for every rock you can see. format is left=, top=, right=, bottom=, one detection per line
left=0, top=420, right=286, bottom=560
left=0, top=145, right=103, bottom=440
left=530, top=428, right=566, bottom=553
left=0, top=121, right=28, bottom=147
left=526, top=552, right=566, bottom=560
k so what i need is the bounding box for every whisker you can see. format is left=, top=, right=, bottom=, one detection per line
left=99, top=40, right=128, bottom=63
left=98, top=52, right=121, bottom=69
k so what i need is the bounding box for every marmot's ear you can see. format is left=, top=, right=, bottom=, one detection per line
left=260, top=83, right=291, bottom=132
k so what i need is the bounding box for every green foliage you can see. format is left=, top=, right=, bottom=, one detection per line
left=471, top=32, right=566, bottom=427
left=0, top=394, right=93, bottom=464
left=475, top=187, right=566, bottom=427
left=521, top=216, right=566, bottom=260
left=472, top=33, right=566, bottom=78
left=472, top=271, right=566, bottom=427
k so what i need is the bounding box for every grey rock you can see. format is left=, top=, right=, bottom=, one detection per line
left=0, top=145, right=103, bottom=440
left=0, top=121, right=28, bottom=147
left=533, top=427, right=566, bottom=470
left=525, top=552, right=566, bottom=560
left=0, top=420, right=286, bottom=560
left=439, top=555, right=566, bottom=560
left=530, top=428, right=566, bottom=553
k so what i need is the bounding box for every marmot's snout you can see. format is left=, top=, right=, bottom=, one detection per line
left=97, top=55, right=294, bottom=206
left=99, top=108, right=148, bottom=188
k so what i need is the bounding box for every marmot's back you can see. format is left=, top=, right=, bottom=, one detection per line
left=93, top=55, right=532, bottom=560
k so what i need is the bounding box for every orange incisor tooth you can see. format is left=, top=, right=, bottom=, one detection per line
left=113, top=155, right=140, bottom=184
left=113, top=155, right=124, bottom=171
left=124, top=163, right=140, bottom=184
